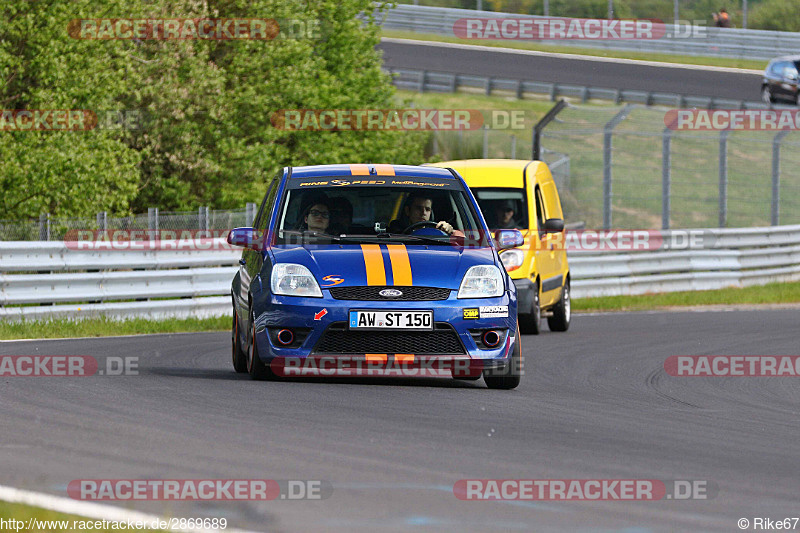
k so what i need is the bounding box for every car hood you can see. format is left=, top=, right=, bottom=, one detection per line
left=271, top=244, right=497, bottom=290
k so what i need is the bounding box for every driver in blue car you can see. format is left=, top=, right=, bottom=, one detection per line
left=388, top=193, right=455, bottom=235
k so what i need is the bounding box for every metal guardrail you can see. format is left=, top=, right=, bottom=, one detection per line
left=569, top=224, right=800, bottom=298
left=2, top=225, right=799, bottom=320
left=380, top=4, right=800, bottom=61
left=386, top=67, right=785, bottom=110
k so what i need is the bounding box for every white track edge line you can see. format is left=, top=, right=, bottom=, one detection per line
left=0, top=484, right=258, bottom=533
left=382, top=37, right=764, bottom=75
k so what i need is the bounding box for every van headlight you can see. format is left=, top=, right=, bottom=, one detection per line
left=499, top=249, right=525, bottom=272
left=271, top=264, right=323, bottom=298
left=457, top=265, right=504, bottom=298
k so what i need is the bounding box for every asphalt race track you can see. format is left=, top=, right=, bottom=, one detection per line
left=2, top=309, right=799, bottom=532
left=378, top=39, right=764, bottom=102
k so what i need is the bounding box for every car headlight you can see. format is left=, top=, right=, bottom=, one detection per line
left=457, top=265, right=504, bottom=298
left=499, top=249, right=525, bottom=272
left=271, top=264, right=323, bottom=298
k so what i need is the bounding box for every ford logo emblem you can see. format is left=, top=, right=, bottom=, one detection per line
left=379, top=289, right=403, bottom=298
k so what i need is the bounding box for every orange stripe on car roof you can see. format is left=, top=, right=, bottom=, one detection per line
left=395, top=354, right=415, bottom=363
left=372, top=164, right=395, bottom=176
left=386, top=244, right=412, bottom=286
left=350, top=164, right=370, bottom=175
left=361, top=244, right=387, bottom=286
left=366, top=354, right=388, bottom=363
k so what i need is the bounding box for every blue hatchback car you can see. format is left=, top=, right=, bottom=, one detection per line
left=228, top=164, right=524, bottom=389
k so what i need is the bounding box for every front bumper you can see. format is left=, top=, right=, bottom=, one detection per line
left=252, top=289, right=517, bottom=364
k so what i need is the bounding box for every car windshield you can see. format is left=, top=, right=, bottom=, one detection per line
left=472, top=188, right=529, bottom=231
left=275, top=176, right=482, bottom=246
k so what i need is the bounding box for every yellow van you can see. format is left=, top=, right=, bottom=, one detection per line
left=429, top=159, right=571, bottom=334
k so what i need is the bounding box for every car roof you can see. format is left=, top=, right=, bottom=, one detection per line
left=770, top=55, right=800, bottom=63
left=288, top=164, right=456, bottom=180
left=428, top=159, right=535, bottom=188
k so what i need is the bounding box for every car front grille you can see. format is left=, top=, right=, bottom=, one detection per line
left=328, top=286, right=451, bottom=301
left=313, top=322, right=465, bottom=355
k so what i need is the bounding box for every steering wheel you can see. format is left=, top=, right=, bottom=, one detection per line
left=403, top=221, right=446, bottom=235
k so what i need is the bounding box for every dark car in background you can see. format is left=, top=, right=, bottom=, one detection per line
left=762, top=55, right=800, bottom=104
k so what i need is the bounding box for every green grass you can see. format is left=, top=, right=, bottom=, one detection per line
left=573, top=280, right=800, bottom=312
left=382, top=29, right=766, bottom=71
left=0, top=501, right=171, bottom=532
left=0, top=316, right=228, bottom=340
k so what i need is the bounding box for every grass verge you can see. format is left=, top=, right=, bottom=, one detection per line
left=573, top=280, right=800, bottom=312
left=0, top=316, right=228, bottom=340
left=0, top=501, right=170, bottom=532
left=381, top=29, right=767, bottom=71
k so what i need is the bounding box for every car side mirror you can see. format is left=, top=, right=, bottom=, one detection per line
left=494, top=229, right=524, bottom=251
left=543, top=218, right=565, bottom=233
left=227, top=227, right=261, bottom=249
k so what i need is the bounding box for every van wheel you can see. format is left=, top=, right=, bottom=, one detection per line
left=484, top=328, right=522, bottom=390
left=231, top=310, right=247, bottom=373
left=518, top=280, right=541, bottom=335
left=547, top=279, right=571, bottom=332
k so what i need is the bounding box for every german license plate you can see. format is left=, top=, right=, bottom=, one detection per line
left=349, top=310, right=433, bottom=330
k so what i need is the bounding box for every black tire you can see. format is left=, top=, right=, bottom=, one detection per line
left=483, top=328, right=522, bottom=390
left=231, top=310, right=247, bottom=373
left=247, top=310, right=276, bottom=381
left=547, top=279, right=571, bottom=332
left=518, top=279, right=541, bottom=335
left=762, top=85, right=775, bottom=104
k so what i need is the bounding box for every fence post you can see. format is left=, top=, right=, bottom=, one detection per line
left=418, top=70, right=426, bottom=93
left=662, top=127, right=672, bottom=230
left=38, top=213, right=50, bottom=241
left=532, top=99, right=566, bottom=160
left=200, top=206, right=209, bottom=231
left=432, top=132, right=439, bottom=155
left=718, top=130, right=730, bottom=227
left=245, top=202, right=257, bottom=227
left=772, top=130, right=790, bottom=226
left=510, top=134, right=516, bottom=159
left=96, top=211, right=107, bottom=231
left=482, top=126, right=488, bottom=158
left=603, top=105, right=633, bottom=230
left=148, top=207, right=158, bottom=242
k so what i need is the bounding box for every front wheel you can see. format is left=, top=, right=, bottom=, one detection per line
left=231, top=310, right=247, bottom=373
left=247, top=311, right=276, bottom=381
left=762, top=85, right=775, bottom=104
left=484, top=328, right=522, bottom=390
left=548, top=279, right=571, bottom=332
left=518, top=280, right=541, bottom=335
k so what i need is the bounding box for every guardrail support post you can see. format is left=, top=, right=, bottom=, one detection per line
left=38, top=213, right=50, bottom=241
left=510, top=134, right=516, bottom=159
left=603, top=105, right=633, bottom=230
left=718, top=130, right=730, bottom=227
left=482, top=125, right=489, bottom=158
left=772, top=130, right=790, bottom=225
left=662, top=127, right=673, bottom=229
left=418, top=70, right=426, bottom=93
left=532, top=99, right=567, bottom=160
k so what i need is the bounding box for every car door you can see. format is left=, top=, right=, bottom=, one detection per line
left=239, top=179, right=278, bottom=318
left=532, top=184, right=559, bottom=307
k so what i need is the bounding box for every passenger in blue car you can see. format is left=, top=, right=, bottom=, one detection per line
left=388, top=193, right=455, bottom=235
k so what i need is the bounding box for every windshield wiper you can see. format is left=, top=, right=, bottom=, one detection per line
left=375, top=232, right=448, bottom=245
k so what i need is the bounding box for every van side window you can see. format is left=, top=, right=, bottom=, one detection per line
left=534, top=186, right=546, bottom=233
